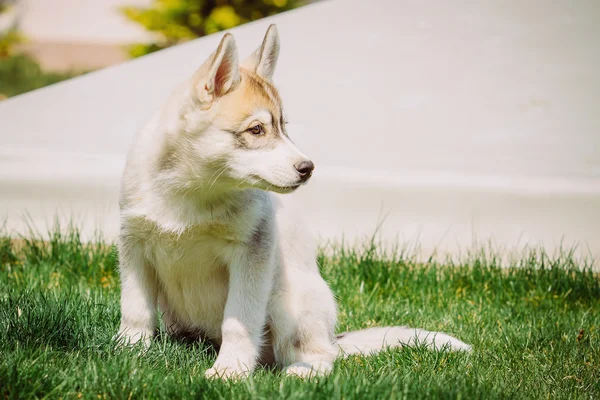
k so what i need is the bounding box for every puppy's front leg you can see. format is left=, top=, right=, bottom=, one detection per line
left=115, top=237, right=157, bottom=348
left=205, top=243, right=275, bottom=380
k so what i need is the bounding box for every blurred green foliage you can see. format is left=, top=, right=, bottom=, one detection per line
left=0, top=5, right=78, bottom=99
left=0, top=29, right=21, bottom=58
left=0, top=1, right=22, bottom=58
left=0, top=54, right=77, bottom=98
left=122, top=0, right=308, bottom=57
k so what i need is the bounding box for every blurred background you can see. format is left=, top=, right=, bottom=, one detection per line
left=0, top=0, right=316, bottom=99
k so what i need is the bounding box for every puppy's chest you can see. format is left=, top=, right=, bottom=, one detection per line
left=143, top=225, right=245, bottom=332
left=146, top=224, right=242, bottom=273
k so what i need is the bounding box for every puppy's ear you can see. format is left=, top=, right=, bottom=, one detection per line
left=193, top=33, right=240, bottom=105
left=241, top=24, right=280, bottom=80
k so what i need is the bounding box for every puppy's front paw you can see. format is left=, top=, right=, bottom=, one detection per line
left=113, top=327, right=152, bottom=349
left=204, top=364, right=250, bottom=381
left=285, top=361, right=333, bottom=378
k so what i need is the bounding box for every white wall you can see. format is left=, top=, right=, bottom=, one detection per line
left=1, top=0, right=599, bottom=262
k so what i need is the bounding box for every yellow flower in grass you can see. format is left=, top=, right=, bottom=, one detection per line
left=100, top=275, right=114, bottom=289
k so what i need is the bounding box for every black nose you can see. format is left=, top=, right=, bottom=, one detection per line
left=294, top=160, right=315, bottom=180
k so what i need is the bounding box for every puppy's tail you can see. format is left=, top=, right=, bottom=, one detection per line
left=335, top=326, right=471, bottom=358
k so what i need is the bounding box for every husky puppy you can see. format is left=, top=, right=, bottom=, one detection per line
left=116, top=25, right=470, bottom=379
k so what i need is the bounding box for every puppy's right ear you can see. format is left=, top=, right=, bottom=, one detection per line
left=191, top=33, right=240, bottom=106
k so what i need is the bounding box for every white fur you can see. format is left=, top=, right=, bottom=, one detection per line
left=115, top=26, right=471, bottom=380
left=241, top=24, right=280, bottom=79
left=228, top=135, right=309, bottom=190
left=336, top=326, right=472, bottom=356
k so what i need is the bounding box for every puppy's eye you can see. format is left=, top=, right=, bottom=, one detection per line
left=248, top=125, right=264, bottom=135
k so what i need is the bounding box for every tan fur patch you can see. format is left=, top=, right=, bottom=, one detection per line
left=214, top=69, right=286, bottom=149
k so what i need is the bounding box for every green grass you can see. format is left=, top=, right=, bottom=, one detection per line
left=1, top=227, right=599, bottom=399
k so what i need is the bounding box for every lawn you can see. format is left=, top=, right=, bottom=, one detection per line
left=0, top=228, right=598, bottom=399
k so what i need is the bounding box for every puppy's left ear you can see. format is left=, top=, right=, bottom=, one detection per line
left=241, top=24, right=280, bottom=80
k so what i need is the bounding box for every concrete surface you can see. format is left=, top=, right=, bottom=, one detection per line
left=1, top=0, right=599, bottom=262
